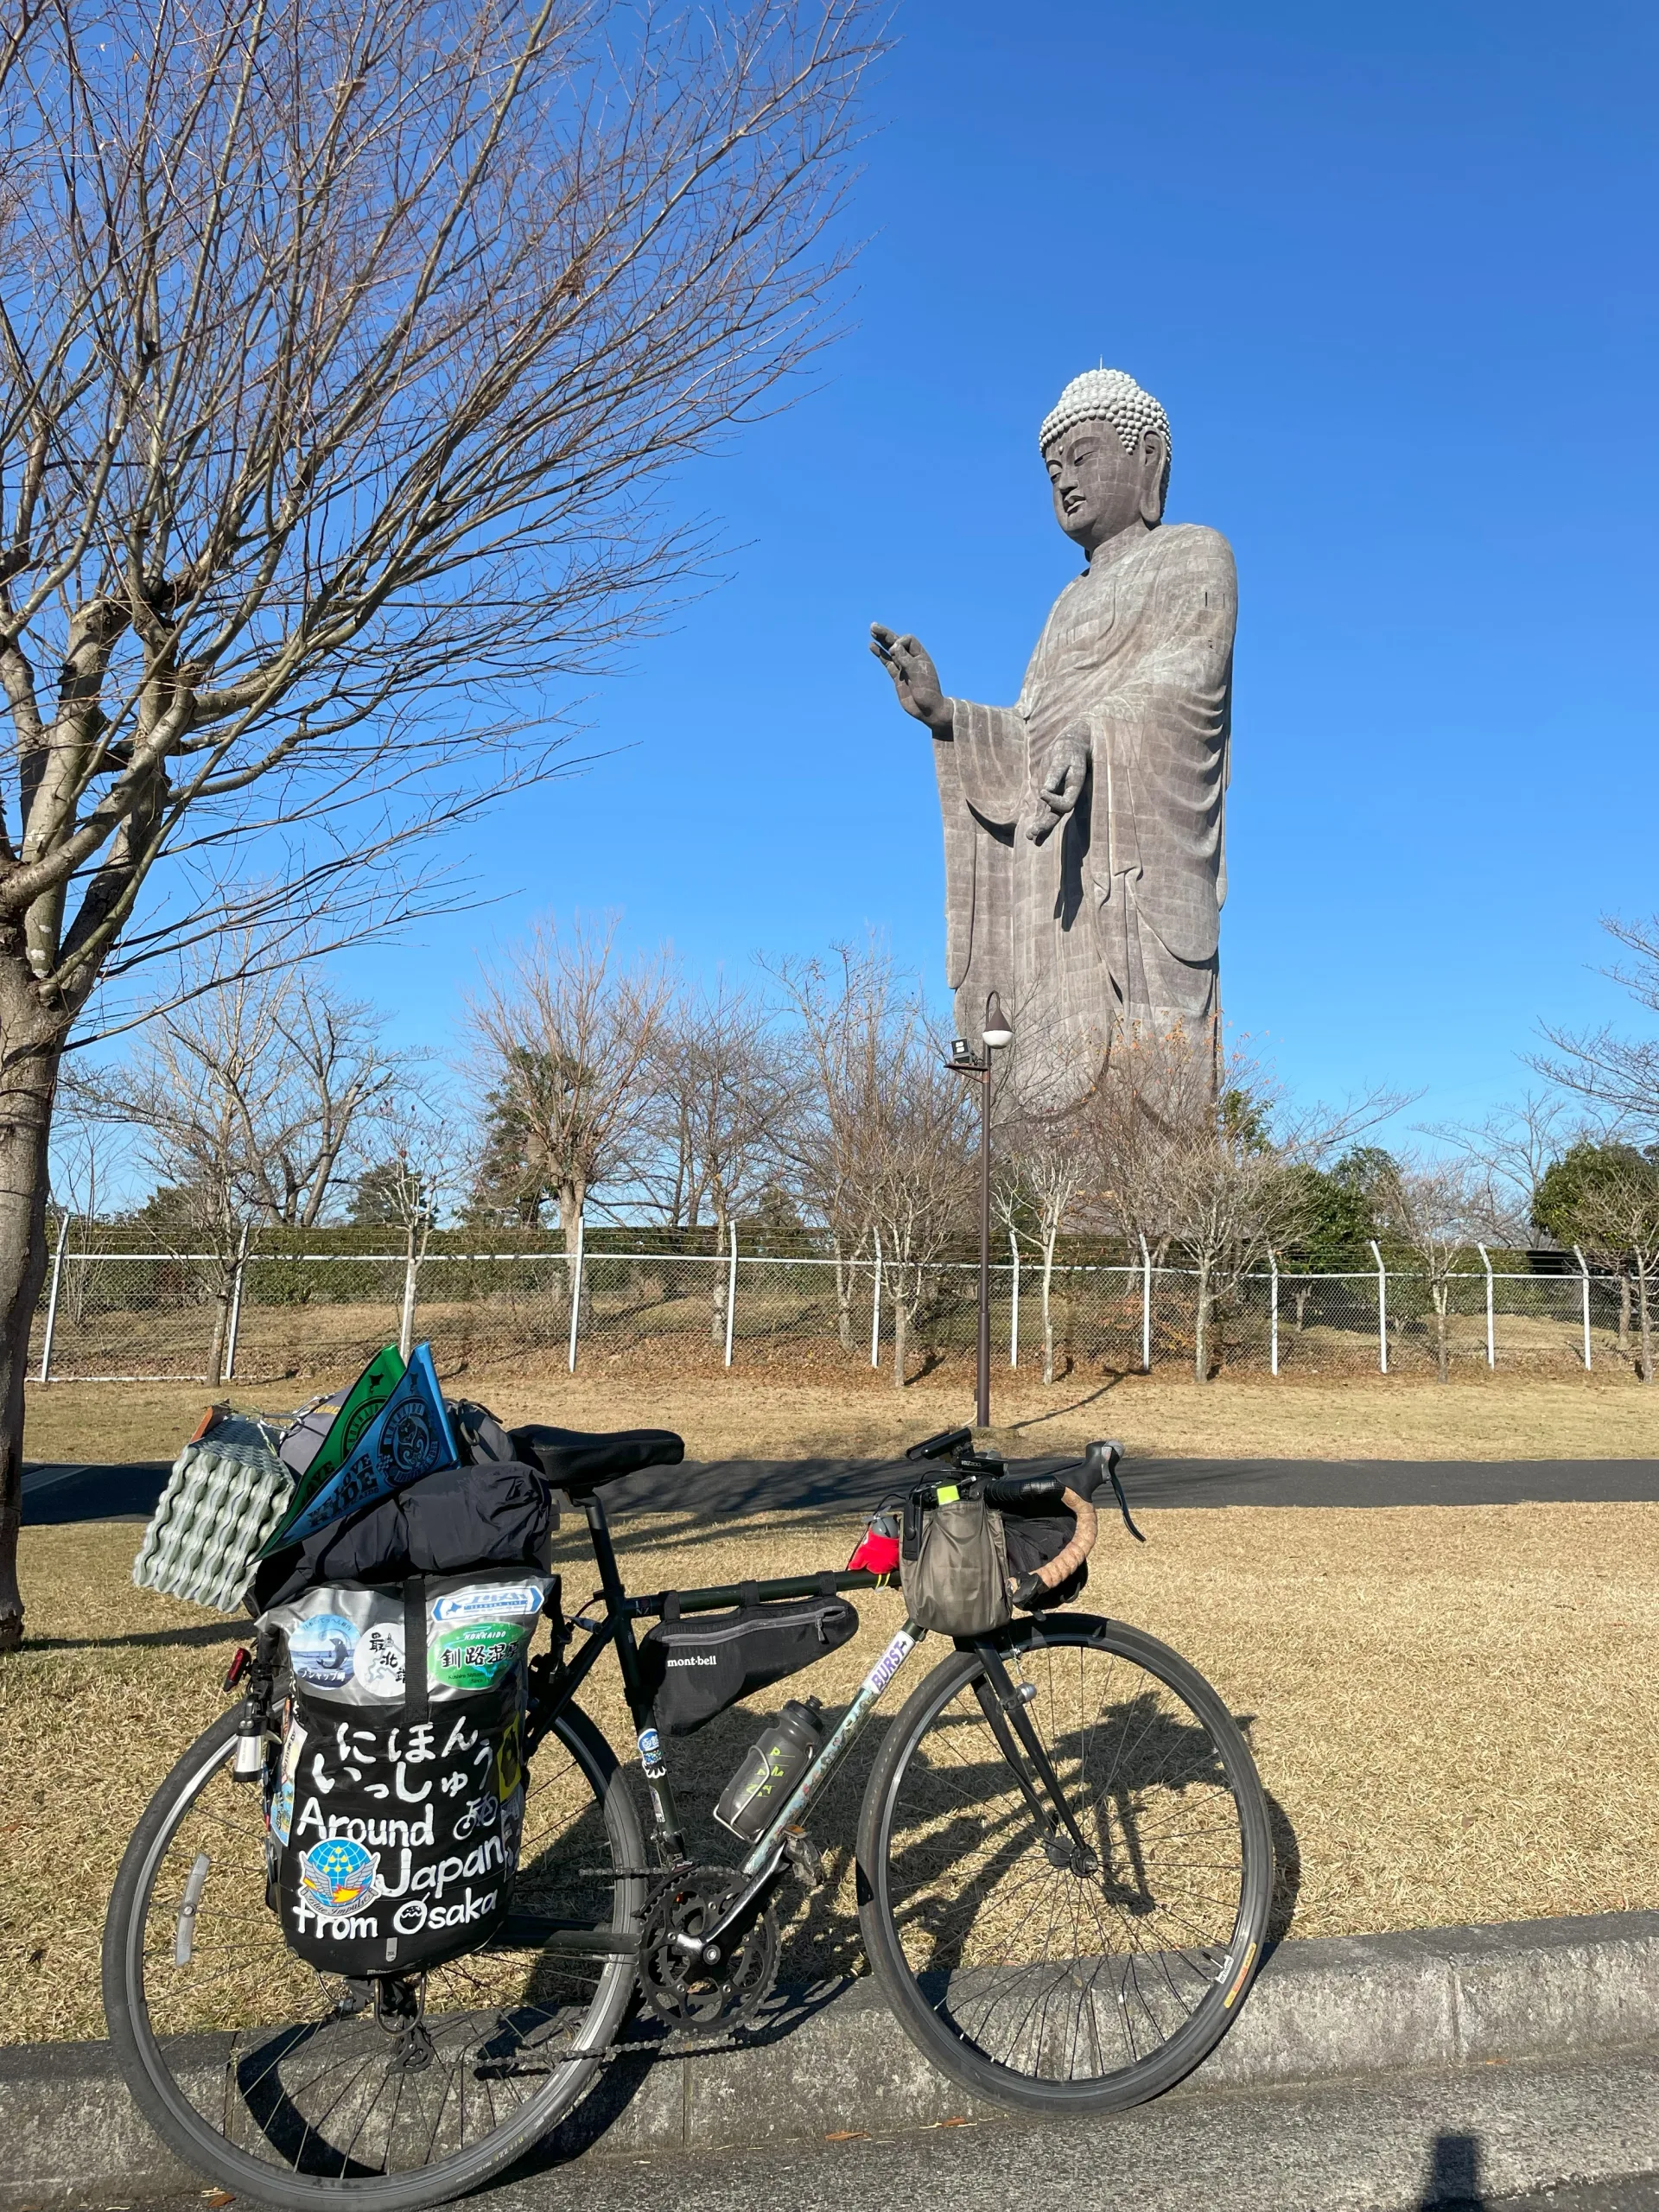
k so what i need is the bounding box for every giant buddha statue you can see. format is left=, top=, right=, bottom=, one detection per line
left=872, top=367, right=1236, bottom=1096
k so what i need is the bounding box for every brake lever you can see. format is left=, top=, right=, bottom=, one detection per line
left=1109, top=1462, right=1146, bottom=1544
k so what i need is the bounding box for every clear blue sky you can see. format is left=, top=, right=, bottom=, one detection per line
left=342, top=0, right=1659, bottom=1130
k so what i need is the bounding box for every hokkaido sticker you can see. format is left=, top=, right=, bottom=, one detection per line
left=353, top=1621, right=405, bottom=1699
left=431, top=1584, right=543, bottom=1628
left=298, top=1837, right=381, bottom=1916
left=289, top=1613, right=357, bottom=1691
left=429, top=1621, right=526, bottom=1690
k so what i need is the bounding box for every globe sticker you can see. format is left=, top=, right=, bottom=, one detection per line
left=289, top=1613, right=357, bottom=1691
left=298, top=1838, right=381, bottom=1916
left=354, top=1621, right=405, bottom=1698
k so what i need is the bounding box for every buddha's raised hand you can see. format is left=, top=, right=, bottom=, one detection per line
left=869, top=624, right=950, bottom=730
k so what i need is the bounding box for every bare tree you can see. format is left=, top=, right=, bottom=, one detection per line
left=68, top=953, right=397, bottom=1228
left=350, top=1087, right=470, bottom=1359
left=1080, top=1031, right=1406, bottom=1383
left=866, top=1039, right=975, bottom=1388
left=468, top=914, right=672, bottom=1269
left=0, top=0, right=878, bottom=1644
left=645, top=979, right=793, bottom=1340
left=767, top=944, right=907, bottom=1354
left=1372, top=1154, right=1516, bottom=1384
left=1532, top=916, right=1659, bottom=1132
left=64, top=954, right=399, bottom=1376
left=995, top=1065, right=1095, bottom=1387
left=1426, top=1090, right=1590, bottom=1236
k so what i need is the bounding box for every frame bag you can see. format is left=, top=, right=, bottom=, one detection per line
left=638, top=1581, right=858, bottom=1735
left=263, top=1571, right=549, bottom=1976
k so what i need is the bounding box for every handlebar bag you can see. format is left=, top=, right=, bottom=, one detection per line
left=638, top=1582, right=858, bottom=1736
left=259, top=1570, right=550, bottom=1975
left=899, top=1495, right=1012, bottom=1639
left=1001, top=1503, right=1090, bottom=1610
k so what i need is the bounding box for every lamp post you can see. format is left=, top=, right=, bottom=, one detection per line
left=948, top=990, right=1014, bottom=1428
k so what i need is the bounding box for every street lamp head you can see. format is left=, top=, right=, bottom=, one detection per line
left=982, top=991, right=1014, bottom=1050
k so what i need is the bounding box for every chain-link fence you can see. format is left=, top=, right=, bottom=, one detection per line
left=27, top=1222, right=1629, bottom=1388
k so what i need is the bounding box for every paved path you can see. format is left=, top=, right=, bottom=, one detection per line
left=21, top=1451, right=1659, bottom=1527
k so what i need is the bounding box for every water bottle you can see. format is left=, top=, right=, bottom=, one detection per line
left=713, top=1698, right=824, bottom=1840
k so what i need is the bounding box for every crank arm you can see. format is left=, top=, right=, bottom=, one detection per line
left=672, top=1848, right=789, bottom=1960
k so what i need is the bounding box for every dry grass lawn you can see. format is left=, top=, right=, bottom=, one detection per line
left=3, top=1501, right=1655, bottom=2046
left=23, top=1367, right=1659, bottom=1471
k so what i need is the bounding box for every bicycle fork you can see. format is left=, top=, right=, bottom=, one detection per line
left=971, top=1641, right=1099, bottom=1875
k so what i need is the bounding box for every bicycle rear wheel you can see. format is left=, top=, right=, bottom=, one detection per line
left=103, top=1700, right=644, bottom=2211
left=856, top=1614, right=1274, bottom=2114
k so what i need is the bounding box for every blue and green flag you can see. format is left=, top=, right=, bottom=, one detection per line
left=263, top=1344, right=459, bottom=1553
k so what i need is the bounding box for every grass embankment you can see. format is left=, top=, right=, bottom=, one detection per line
left=3, top=1502, right=1655, bottom=2044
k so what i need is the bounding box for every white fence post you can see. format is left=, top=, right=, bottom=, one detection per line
left=36, top=1212, right=70, bottom=1383
left=567, top=1214, right=584, bottom=1375
left=1477, top=1243, right=1495, bottom=1370
left=1139, top=1233, right=1153, bottom=1372
left=224, top=1223, right=252, bottom=1381
left=870, top=1229, right=882, bottom=1369
left=1573, top=1244, right=1592, bottom=1370
left=724, top=1224, right=738, bottom=1369
left=1268, top=1245, right=1279, bottom=1377
left=1008, top=1229, right=1020, bottom=1368
left=1370, top=1239, right=1389, bottom=1375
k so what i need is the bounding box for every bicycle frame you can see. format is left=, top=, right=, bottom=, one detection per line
left=529, top=1490, right=925, bottom=1878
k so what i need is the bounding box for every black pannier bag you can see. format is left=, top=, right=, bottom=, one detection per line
left=262, top=1570, right=549, bottom=1976
left=638, top=1580, right=858, bottom=1735
left=250, top=1454, right=555, bottom=1614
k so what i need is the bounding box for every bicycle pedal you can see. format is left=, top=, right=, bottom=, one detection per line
left=783, top=1830, right=825, bottom=1890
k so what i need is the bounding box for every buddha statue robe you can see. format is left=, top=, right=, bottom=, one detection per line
left=932, top=517, right=1235, bottom=1094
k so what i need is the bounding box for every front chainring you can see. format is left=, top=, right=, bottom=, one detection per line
left=639, top=1866, right=778, bottom=2029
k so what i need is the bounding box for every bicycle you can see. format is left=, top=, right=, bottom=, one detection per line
left=103, top=1422, right=1275, bottom=2210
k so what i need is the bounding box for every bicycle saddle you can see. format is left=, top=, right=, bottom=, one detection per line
left=508, top=1422, right=684, bottom=1496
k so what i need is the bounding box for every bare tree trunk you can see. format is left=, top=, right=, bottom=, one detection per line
left=1294, top=1283, right=1310, bottom=1332
left=0, top=997, right=64, bottom=1652
left=207, top=1265, right=235, bottom=1387
left=892, top=1281, right=909, bottom=1388
left=1193, top=1255, right=1214, bottom=1384
left=832, top=1236, right=854, bottom=1351
left=1618, top=1272, right=1631, bottom=1360
left=1041, top=1226, right=1058, bottom=1386
left=710, top=1209, right=728, bottom=1344
left=1433, top=1280, right=1450, bottom=1384
left=558, top=1179, right=590, bottom=1326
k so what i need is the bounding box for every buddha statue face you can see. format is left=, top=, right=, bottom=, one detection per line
left=1044, top=418, right=1167, bottom=556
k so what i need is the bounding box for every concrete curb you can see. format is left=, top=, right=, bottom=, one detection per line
left=5, top=1910, right=1657, bottom=2207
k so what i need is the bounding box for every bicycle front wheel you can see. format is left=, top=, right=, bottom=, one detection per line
left=856, top=1614, right=1274, bottom=2114
left=103, top=1700, right=644, bottom=2211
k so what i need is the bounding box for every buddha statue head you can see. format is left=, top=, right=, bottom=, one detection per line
left=1039, top=368, right=1171, bottom=556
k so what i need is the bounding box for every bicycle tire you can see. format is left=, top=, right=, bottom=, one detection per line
left=103, top=1699, right=645, bottom=2211
left=856, top=1612, right=1274, bottom=2115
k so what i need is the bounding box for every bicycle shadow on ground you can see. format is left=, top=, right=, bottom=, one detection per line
left=512, top=1675, right=1294, bottom=2179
